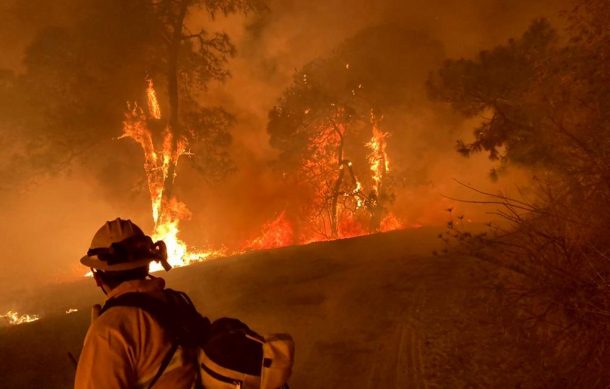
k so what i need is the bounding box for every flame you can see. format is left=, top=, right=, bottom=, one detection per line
left=379, top=213, right=404, bottom=232
left=294, top=110, right=402, bottom=241
left=120, top=79, right=218, bottom=271
left=146, top=78, right=161, bottom=120
left=298, top=116, right=371, bottom=238
left=242, top=211, right=294, bottom=251
left=65, top=308, right=78, bottom=314
left=87, top=80, right=407, bottom=270
left=338, top=212, right=368, bottom=238
left=366, top=113, right=390, bottom=194
left=1, top=310, right=40, bottom=325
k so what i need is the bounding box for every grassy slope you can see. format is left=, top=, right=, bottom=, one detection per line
left=0, top=227, right=546, bottom=388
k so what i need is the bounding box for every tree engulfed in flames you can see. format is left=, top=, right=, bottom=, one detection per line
left=366, top=112, right=403, bottom=233
left=120, top=79, right=219, bottom=271
left=366, top=113, right=390, bottom=195
left=248, top=109, right=404, bottom=245
left=299, top=111, right=361, bottom=240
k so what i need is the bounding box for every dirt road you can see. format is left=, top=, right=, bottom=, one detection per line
left=0, top=228, right=545, bottom=388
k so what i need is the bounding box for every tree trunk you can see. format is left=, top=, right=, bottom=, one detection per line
left=330, top=164, right=344, bottom=238
left=329, top=124, right=344, bottom=238
left=160, top=0, right=189, bottom=224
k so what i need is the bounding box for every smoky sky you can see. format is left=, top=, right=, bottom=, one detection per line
left=0, top=0, right=569, bottom=307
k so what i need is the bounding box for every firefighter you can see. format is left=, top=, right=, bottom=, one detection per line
left=74, top=218, right=197, bottom=389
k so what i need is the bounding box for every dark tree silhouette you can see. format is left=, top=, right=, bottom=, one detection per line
left=0, top=0, right=264, bottom=192
left=427, top=19, right=558, bottom=173
left=429, top=4, right=610, bottom=384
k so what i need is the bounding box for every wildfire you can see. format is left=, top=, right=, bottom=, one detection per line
left=242, top=211, right=294, bottom=251
left=366, top=112, right=390, bottom=194
left=85, top=80, right=408, bottom=270
left=261, top=107, right=404, bottom=244
left=379, top=213, right=403, bottom=232
left=120, top=79, right=218, bottom=272
left=146, top=78, right=161, bottom=120
left=1, top=310, right=40, bottom=326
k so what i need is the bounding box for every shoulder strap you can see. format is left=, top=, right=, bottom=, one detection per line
left=100, top=292, right=179, bottom=389
left=101, top=292, right=173, bottom=328
left=148, top=342, right=179, bottom=388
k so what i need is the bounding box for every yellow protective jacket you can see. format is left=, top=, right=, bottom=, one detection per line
left=74, top=277, right=197, bottom=389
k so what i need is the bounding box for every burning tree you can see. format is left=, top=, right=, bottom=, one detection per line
left=269, top=62, right=396, bottom=240
left=366, top=112, right=391, bottom=231
left=301, top=103, right=363, bottom=239
left=148, top=0, right=265, bottom=205
left=265, top=24, right=446, bottom=242
left=115, top=0, right=265, bottom=267
left=2, top=0, right=266, bottom=266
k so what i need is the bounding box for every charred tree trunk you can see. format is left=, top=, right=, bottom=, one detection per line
left=330, top=163, right=345, bottom=238
left=369, top=177, right=385, bottom=233
left=329, top=123, right=344, bottom=238
left=160, top=0, right=189, bottom=224
left=369, top=194, right=383, bottom=232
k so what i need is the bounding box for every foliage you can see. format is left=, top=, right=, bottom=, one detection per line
left=428, top=19, right=559, bottom=168
left=440, top=181, right=610, bottom=387
left=432, top=1, right=610, bottom=385
left=268, top=24, right=441, bottom=237
left=0, top=0, right=264, bottom=185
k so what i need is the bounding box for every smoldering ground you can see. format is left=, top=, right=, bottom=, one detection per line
left=0, top=0, right=568, bottom=305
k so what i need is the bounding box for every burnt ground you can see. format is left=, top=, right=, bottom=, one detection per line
left=0, top=228, right=552, bottom=388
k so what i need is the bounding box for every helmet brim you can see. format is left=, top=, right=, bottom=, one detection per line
left=80, top=255, right=153, bottom=271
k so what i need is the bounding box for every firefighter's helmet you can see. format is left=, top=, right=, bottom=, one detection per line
left=80, top=218, right=171, bottom=271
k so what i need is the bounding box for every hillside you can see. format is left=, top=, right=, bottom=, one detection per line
left=0, top=227, right=546, bottom=388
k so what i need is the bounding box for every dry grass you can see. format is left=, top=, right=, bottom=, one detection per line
left=442, top=178, right=610, bottom=387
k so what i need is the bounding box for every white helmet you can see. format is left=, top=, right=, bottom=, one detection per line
left=80, top=218, right=170, bottom=271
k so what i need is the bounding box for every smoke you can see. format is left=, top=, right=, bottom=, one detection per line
left=0, top=0, right=569, bottom=303
left=185, top=0, right=568, bottom=240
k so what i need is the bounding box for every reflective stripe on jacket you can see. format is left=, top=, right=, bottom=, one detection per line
left=74, top=278, right=197, bottom=389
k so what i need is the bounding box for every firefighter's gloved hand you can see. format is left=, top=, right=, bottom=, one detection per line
left=91, top=304, right=101, bottom=323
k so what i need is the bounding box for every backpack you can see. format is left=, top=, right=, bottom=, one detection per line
left=100, top=289, right=295, bottom=389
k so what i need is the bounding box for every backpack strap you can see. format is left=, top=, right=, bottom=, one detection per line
left=148, top=342, right=179, bottom=388
left=100, top=292, right=181, bottom=388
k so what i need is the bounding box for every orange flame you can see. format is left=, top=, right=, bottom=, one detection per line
left=146, top=78, right=161, bottom=120
left=108, top=81, right=406, bottom=265
left=366, top=113, right=390, bottom=194
left=242, top=211, right=294, bottom=251
left=120, top=79, right=219, bottom=272
left=1, top=310, right=40, bottom=325
left=379, top=213, right=403, bottom=232
left=338, top=212, right=368, bottom=238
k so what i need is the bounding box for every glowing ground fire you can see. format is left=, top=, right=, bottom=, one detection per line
left=1, top=310, right=40, bottom=326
